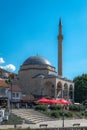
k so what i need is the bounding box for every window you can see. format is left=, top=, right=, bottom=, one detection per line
left=12, top=93, right=15, bottom=97
left=16, top=93, right=19, bottom=97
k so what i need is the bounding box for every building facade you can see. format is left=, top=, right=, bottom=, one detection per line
left=0, top=80, right=9, bottom=107
left=17, top=19, right=74, bottom=102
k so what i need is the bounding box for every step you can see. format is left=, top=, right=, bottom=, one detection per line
left=12, top=109, right=56, bottom=124
left=12, top=111, right=53, bottom=119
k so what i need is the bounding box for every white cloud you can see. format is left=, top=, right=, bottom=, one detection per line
left=0, top=57, right=16, bottom=72
left=0, top=64, right=16, bottom=72
left=0, top=58, right=5, bottom=64
left=4, top=64, right=16, bottom=72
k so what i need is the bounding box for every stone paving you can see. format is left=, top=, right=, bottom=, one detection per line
left=0, top=119, right=87, bottom=129
left=12, top=109, right=56, bottom=124
left=0, top=109, right=87, bottom=129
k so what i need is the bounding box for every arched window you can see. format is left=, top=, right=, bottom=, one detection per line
left=43, top=81, right=55, bottom=98
left=69, top=85, right=73, bottom=99
left=57, top=82, right=62, bottom=98
left=63, top=83, right=68, bottom=99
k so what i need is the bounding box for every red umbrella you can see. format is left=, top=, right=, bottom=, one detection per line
left=57, top=99, right=71, bottom=105
left=36, top=98, right=50, bottom=104
left=49, top=99, right=58, bottom=104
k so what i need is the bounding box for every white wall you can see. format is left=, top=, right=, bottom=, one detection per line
left=7, top=91, right=22, bottom=100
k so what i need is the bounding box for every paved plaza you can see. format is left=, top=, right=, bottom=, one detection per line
left=0, top=119, right=87, bottom=129
left=0, top=109, right=87, bottom=129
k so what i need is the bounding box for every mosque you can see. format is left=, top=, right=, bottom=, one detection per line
left=17, top=19, right=74, bottom=102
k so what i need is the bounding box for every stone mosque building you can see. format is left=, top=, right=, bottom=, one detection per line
left=17, top=19, right=74, bottom=102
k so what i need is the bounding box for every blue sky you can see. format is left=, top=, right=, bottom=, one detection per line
left=0, top=0, right=87, bottom=80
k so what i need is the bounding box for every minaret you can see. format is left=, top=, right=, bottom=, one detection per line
left=57, top=18, right=63, bottom=76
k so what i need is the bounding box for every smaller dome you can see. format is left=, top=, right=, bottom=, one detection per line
left=47, top=73, right=57, bottom=78
left=32, top=74, right=45, bottom=78
left=23, top=56, right=51, bottom=66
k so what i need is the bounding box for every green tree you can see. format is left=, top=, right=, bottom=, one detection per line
left=73, top=74, right=87, bottom=103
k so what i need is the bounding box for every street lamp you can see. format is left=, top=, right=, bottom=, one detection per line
left=62, top=105, right=65, bottom=127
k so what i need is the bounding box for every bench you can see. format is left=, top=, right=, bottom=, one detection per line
left=73, top=123, right=80, bottom=127
left=39, top=124, right=48, bottom=128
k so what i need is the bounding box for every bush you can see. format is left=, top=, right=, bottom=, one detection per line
left=35, top=104, right=47, bottom=111
left=44, top=110, right=51, bottom=116
left=64, top=111, right=73, bottom=118
left=80, top=112, right=85, bottom=116
left=50, top=105, right=62, bottom=110
left=59, top=110, right=63, bottom=116
left=2, top=114, right=23, bottom=125
left=84, top=110, right=87, bottom=117
left=79, top=104, right=86, bottom=111
left=51, top=111, right=60, bottom=118
left=69, top=104, right=86, bottom=111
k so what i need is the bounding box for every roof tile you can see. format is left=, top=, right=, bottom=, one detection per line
left=0, top=80, right=8, bottom=88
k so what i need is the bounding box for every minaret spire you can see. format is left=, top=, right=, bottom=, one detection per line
left=57, top=18, right=63, bottom=76
left=59, top=18, right=62, bottom=34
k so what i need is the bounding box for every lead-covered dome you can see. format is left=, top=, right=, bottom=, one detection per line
left=23, top=56, right=51, bottom=66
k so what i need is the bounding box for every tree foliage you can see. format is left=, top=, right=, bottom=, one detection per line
left=73, top=74, right=87, bottom=103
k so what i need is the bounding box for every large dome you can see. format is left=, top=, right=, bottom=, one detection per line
left=23, top=56, right=51, bottom=66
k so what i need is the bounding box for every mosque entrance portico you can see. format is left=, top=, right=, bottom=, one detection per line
left=54, top=78, right=74, bottom=101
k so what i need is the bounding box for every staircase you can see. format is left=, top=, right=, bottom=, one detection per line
left=12, top=109, right=56, bottom=124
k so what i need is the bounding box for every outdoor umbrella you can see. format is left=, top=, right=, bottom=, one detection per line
left=49, top=99, right=58, bottom=104
left=36, top=98, right=50, bottom=104
left=57, top=98, right=71, bottom=105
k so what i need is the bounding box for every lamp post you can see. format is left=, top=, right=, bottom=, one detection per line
left=62, top=105, right=65, bottom=127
